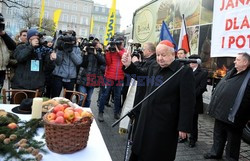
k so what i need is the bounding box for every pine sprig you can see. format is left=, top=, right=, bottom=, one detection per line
left=0, top=118, right=47, bottom=160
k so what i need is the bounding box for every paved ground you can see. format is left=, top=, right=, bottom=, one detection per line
left=90, top=88, right=250, bottom=161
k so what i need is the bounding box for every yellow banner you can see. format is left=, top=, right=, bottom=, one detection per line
left=39, top=0, right=45, bottom=31
left=90, top=16, right=94, bottom=34
left=53, top=9, right=62, bottom=32
left=104, top=0, right=116, bottom=46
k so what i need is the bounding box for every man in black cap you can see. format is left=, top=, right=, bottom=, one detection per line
left=0, top=13, right=16, bottom=92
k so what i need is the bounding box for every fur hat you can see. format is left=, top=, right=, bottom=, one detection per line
left=27, top=28, right=39, bottom=40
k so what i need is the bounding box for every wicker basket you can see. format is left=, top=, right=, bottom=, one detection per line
left=43, top=114, right=92, bottom=154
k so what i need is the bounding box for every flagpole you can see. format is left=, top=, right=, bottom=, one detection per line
left=182, top=14, right=191, bottom=55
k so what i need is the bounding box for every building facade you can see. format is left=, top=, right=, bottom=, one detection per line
left=1, top=0, right=120, bottom=40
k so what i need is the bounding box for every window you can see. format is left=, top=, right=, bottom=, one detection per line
left=95, top=7, right=99, bottom=12
left=83, top=6, right=89, bottom=13
left=45, top=0, right=49, bottom=6
left=71, top=15, right=77, bottom=23
left=102, top=7, right=105, bottom=13
left=72, top=4, right=77, bottom=11
left=63, top=14, right=68, bottom=22
left=55, top=1, right=60, bottom=8
left=64, top=3, right=70, bottom=10
left=7, top=8, right=12, bottom=15
left=80, top=28, right=88, bottom=37
left=81, top=17, right=89, bottom=25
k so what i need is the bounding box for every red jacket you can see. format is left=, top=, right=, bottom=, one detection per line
left=105, top=49, right=125, bottom=80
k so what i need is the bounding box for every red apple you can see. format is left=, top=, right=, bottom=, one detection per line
left=62, top=103, right=69, bottom=109
left=53, top=104, right=65, bottom=113
left=47, top=113, right=56, bottom=121
left=56, top=111, right=64, bottom=117
left=64, top=107, right=74, bottom=112
left=7, top=123, right=18, bottom=129
left=64, top=110, right=74, bottom=120
left=81, top=111, right=93, bottom=118
left=54, top=116, right=65, bottom=124
left=74, top=108, right=83, bottom=114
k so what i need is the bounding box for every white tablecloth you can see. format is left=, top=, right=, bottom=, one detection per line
left=0, top=104, right=112, bottom=161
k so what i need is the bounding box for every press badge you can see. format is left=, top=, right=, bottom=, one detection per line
left=31, top=60, right=40, bottom=72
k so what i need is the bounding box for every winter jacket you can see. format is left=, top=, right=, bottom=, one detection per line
left=52, top=46, right=82, bottom=79
left=11, top=43, right=51, bottom=90
left=104, top=49, right=125, bottom=80
left=0, top=33, right=16, bottom=70
left=76, top=50, right=105, bottom=87
left=208, top=67, right=250, bottom=127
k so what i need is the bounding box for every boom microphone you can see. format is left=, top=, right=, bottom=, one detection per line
left=177, top=58, right=202, bottom=64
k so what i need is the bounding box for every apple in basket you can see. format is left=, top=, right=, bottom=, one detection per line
left=53, top=104, right=65, bottom=114
left=47, top=113, right=56, bottom=122
left=56, top=111, right=64, bottom=117
left=54, top=116, right=65, bottom=124
left=64, top=109, right=74, bottom=121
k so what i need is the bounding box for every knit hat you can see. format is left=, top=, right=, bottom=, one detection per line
left=27, top=28, right=39, bottom=40
left=159, top=40, right=174, bottom=48
left=44, top=36, right=53, bottom=42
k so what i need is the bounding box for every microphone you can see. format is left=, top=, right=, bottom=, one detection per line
left=176, top=58, right=202, bottom=64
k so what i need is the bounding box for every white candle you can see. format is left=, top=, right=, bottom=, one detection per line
left=31, top=97, right=43, bottom=119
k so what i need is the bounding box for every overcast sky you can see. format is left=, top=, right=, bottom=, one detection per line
left=93, top=0, right=151, bottom=31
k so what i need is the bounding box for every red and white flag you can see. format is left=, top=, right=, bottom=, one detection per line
left=178, top=15, right=190, bottom=53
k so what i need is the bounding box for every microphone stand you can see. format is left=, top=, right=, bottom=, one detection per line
left=111, top=64, right=186, bottom=161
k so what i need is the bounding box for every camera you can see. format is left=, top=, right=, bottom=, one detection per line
left=56, top=30, right=76, bottom=52
left=0, top=13, right=5, bottom=32
left=108, top=38, right=123, bottom=52
left=80, top=36, right=98, bottom=53
left=131, top=43, right=143, bottom=59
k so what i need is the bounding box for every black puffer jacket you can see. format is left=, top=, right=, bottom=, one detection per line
left=76, top=50, right=105, bottom=87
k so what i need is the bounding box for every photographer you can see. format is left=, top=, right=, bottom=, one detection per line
left=0, top=13, right=16, bottom=91
left=11, top=28, right=53, bottom=92
left=98, top=37, right=126, bottom=122
left=51, top=30, right=82, bottom=98
left=76, top=38, right=105, bottom=107
left=123, top=42, right=156, bottom=138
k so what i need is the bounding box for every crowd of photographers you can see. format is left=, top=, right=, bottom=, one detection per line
left=1, top=12, right=133, bottom=121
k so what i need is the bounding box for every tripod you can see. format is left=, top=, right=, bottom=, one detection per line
left=112, top=64, right=185, bottom=161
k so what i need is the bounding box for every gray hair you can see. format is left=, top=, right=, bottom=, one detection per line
left=239, top=52, right=250, bottom=63
left=144, top=42, right=156, bottom=53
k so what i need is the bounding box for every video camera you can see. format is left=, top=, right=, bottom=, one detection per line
left=0, top=13, right=5, bottom=32
left=108, top=37, right=123, bottom=52
left=79, top=36, right=98, bottom=53
left=131, top=43, right=143, bottom=60
left=55, top=30, right=76, bottom=52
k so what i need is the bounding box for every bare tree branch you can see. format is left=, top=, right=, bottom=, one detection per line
left=0, top=0, right=37, bottom=8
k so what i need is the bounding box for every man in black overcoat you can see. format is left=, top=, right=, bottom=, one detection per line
left=188, top=54, right=208, bottom=147
left=122, top=40, right=196, bottom=161
left=204, top=52, right=250, bottom=160
left=123, top=42, right=156, bottom=138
